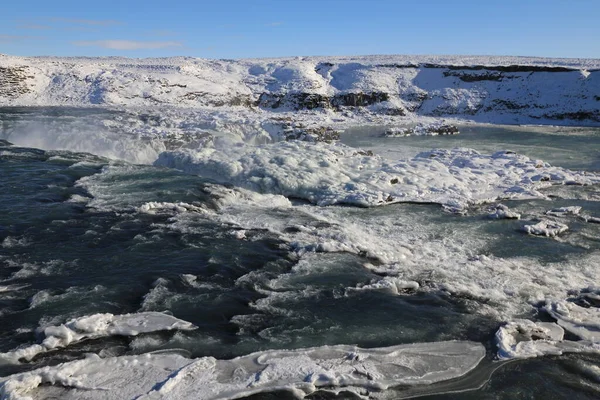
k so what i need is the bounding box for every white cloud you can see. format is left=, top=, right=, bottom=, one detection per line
left=72, top=40, right=183, bottom=50
left=0, top=34, right=40, bottom=43
left=17, top=24, right=54, bottom=30
left=50, top=18, right=121, bottom=27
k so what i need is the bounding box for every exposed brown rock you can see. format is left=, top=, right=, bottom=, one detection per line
left=0, top=66, right=32, bottom=98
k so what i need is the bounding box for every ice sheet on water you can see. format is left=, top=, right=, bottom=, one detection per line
left=496, top=291, right=600, bottom=360
left=495, top=318, right=600, bottom=360
left=546, top=206, right=583, bottom=217
left=0, top=353, right=191, bottom=400
left=0, top=341, right=485, bottom=400
left=383, top=121, right=460, bottom=137
left=486, top=204, right=521, bottom=220
left=581, top=215, right=600, bottom=224
left=521, top=219, right=569, bottom=237
left=545, top=299, right=600, bottom=342
left=347, top=277, right=420, bottom=296
left=496, top=319, right=566, bottom=360
left=0, top=312, right=196, bottom=364
left=138, top=201, right=207, bottom=215
left=155, top=141, right=600, bottom=209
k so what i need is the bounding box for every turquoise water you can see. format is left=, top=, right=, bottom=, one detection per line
left=342, top=124, right=600, bottom=171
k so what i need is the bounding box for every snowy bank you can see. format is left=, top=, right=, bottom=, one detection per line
left=1, top=54, right=599, bottom=126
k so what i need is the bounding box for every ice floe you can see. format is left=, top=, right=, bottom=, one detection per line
left=0, top=341, right=485, bottom=400
left=0, top=312, right=196, bottom=364
left=545, top=300, right=600, bottom=342
left=138, top=201, right=207, bottom=215
left=347, top=277, right=420, bottom=296
left=486, top=204, right=521, bottom=220
left=521, top=219, right=569, bottom=237
left=496, top=319, right=565, bottom=360
left=494, top=319, right=600, bottom=360
left=581, top=215, right=600, bottom=224
left=545, top=206, right=583, bottom=217
left=383, top=122, right=459, bottom=137
left=496, top=292, right=600, bottom=360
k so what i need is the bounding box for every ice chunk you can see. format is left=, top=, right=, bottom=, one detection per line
left=545, top=206, right=582, bottom=217
left=138, top=201, right=206, bottom=214
left=521, top=219, right=568, bottom=237
left=347, top=277, right=420, bottom=295
left=0, top=341, right=485, bottom=400
left=581, top=215, right=600, bottom=224
left=495, top=319, right=565, bottom=359
left=545, top=300, right=600, bottom=341
left=383, top=122, right=459, bottom=137
left=0, top=353, right=191, bottom=400
left=0, top=284, right=29, bottom=293
left=496, top=295, right=600, bottom=359
left=0, top=312, right=197, bottom=364
left=487, top=204, right=521, bottom=220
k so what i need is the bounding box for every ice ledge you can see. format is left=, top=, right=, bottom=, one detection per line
left=0, top=341, right=485, bottom=400
left=0, top=312, right=197, bottom=365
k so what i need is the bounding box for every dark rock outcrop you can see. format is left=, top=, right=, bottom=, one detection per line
left=256, top=91, right=393, bottom=112
left=0, top=66, right=32, bottom=98
left=424, top=64, right=577, bottom=73
left=183, top=92, right=254, bottom=107
left=284, top=125, right=340, bottom=142
left=544, top=111, right=600, bottom=122
left=443, top=70, right=504, bottom=82
left=331, top=92, right=389, bottom=107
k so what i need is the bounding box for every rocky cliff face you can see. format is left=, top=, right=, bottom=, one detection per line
left=0, top=66, right=33, bottom=99
left=0, top=55, right=598, bottom=125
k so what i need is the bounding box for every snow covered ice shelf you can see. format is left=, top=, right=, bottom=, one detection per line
left=0, top=341, right=485, bottom=400
left=0, top=312, right=197, bottom=364
left=154, top=141, right=600, bottom=209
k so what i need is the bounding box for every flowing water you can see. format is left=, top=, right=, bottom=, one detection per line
left=1, top=108, right=600, bottom=398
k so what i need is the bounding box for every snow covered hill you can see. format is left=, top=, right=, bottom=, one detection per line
left=1, top=54, right=599, bottom=125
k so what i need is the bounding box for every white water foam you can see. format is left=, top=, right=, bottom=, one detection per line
left=129, top=177, right=600, bottom=319
left=4, top=122, right=165, bottom=164
left=155, top=141, right=600, bottom=209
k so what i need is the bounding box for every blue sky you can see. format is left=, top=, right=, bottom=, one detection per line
left=1, top=0, right=599, bottom=59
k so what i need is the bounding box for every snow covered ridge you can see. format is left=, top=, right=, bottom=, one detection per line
left=1, top=54, right=599, bottom=125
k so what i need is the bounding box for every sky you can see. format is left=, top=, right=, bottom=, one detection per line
left=1, top=0, right=599, bottom=59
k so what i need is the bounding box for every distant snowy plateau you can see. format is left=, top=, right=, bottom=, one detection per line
left=1, top=54, right=599, bottom=127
